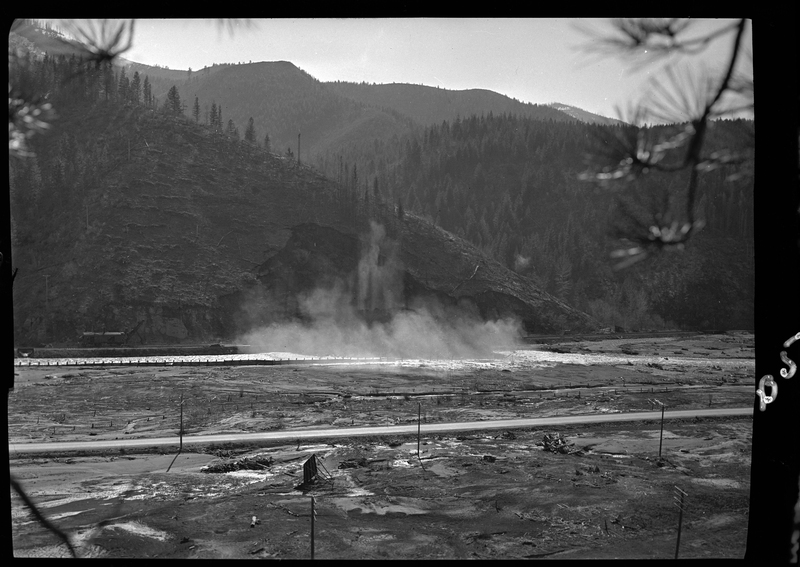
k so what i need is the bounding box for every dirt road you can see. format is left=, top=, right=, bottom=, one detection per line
left=10, top=407, right=752, bottom=455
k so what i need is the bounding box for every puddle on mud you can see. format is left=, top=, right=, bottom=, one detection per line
left=643, top=430, right=683, bottom=439
left=21, top=484, right=134, bottom=509
left=47, top=510, right=88, bottom=521
left=426, top=460, right=463, bottom=478
left=691, top=477, right=742, bottom=489
left=224, top=470, right=273, bottom=481
left=332, top=496, right=429, bottom=516
left=105, top=521, right=172, bottom=541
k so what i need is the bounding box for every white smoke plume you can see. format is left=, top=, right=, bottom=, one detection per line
left=355, top=222, right=403, bottom=314
left=240, top=222, right=522, bottom=359
left=514, top=253, right=531, bottom=272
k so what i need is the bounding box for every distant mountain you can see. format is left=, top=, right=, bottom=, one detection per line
left=159, top=61, right=414, bottom=162
left=117, top=57, right=197, bottom=94
left=98, top=62, right=586, bottom=165
left=100, top=62, right=586, bottom=177
left=546, top=102, right=627, bottom=126
left=326, top=81, right=574, bottom=126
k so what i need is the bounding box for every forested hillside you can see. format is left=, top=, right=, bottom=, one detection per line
left=317, top=113, right=755, bottom=331
left=9, top=20, right=753, bottom=342
left=8, top=39, right=598, bottom=346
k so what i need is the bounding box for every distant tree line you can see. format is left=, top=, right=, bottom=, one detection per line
left=316, top=111, right=754, bottom=331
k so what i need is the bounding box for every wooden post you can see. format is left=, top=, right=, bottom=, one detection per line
left=417, top=402, right=421, bottom=459
left=659, top=404, right=665, bottom=459
left=310, top=495, right=315, bottom=560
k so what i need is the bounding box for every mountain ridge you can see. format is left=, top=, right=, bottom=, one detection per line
left=547, top=102, right=627, bottom=126
left=325, top=80, right=575, bottom=127
left=9, top=96, right=599, bottom=346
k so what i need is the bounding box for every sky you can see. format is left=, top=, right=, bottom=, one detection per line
left=60, top=18, right=752, bottom=120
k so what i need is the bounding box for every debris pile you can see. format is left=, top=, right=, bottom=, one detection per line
left=338, top=457, right=368, bottom=469
left=574, top=464, right=602, bottom=476
left=201, top=455, right=273, bottom=473
left=541, top=432, right=577, bottom=454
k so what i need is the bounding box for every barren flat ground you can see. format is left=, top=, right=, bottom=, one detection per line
left=10, top=332, right=754, bottom=559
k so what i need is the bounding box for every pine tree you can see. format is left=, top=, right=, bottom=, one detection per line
left=226, top=119, right=239, bottom=140
left=192, top=96, right=200, bottom=123
left=130, top=71, right=141, bottom=105
left=263, top=132, right=270, bottom=152
left=210, top=102, right=217, bottom=129
left=244, top=117, right=256, bottom=143
left=554, top=256, right=573, bottom=300
left=117, top=67, right=129, bottom=103
left=166, top=85, right=182, bottom=115
left=84, top=63, right=101, bottom=102
left=100, top=62, right=115, bottom=101
left=142, top=75, right=151, bottom=106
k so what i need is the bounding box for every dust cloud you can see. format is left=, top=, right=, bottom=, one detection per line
left=239, top=222, right=521, bottom=359
left=514, top=253, right=531, bottom=272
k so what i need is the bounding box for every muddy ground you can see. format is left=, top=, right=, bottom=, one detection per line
left=10, top=332, right=754, bottom=558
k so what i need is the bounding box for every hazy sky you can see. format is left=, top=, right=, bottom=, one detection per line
left=73, top=18, right=751, bottom=119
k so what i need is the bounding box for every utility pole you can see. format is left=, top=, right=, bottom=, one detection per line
left=179, top=392, right=184, bottom=452
left=654, top=400, right=666, bottom=460
left=674, top=486, right=687, bottom=559
left=417, top=402, right=421, bottom=459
